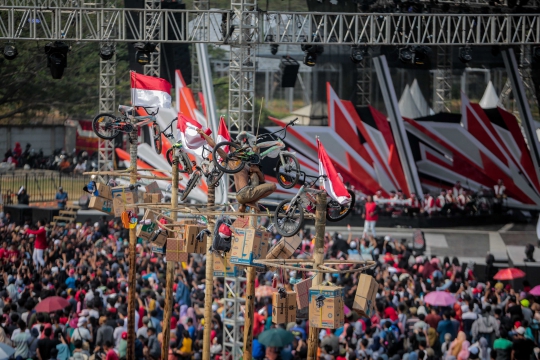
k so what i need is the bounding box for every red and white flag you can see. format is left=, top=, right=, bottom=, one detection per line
left=318, top=138, right=351, bottom=205
left=177, top=113, right=212, bottom=150
left=131, top=71, right=172, bottom=108
left=216, top=116, right=231, bottom=152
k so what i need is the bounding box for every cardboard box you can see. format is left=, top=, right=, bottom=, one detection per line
left=111, top=186, right=138, bottom=217
left=294, top=276, right=313, bottom=310
left=145, top=181, right=161, bottom=194
left=229, top=228, right=270, bottom=268
left=136, top=210, right=158, bottom=241
left=308, top=285, right=345, bottom=329
left=266, top=235, right=301, bottom=260
left=183, top=225, right=208, bottom=254
left=96, top=183, right=112, bottom=200
left=213, top=254, right=240, bottom=277
left=166, top=238, right=189, bottom=262
left=352, top=274, right=378, bottom=318
left=231, top=217, right=250, bottom=230
left=89, top=196, right=113, bottom=215
left=272, top=291, right=297, bottom=324
left=151, top=245, right=165, bottom=254
left=143, top=193, right=163, bottom=204
left=149, top=230, right=168, bottom=247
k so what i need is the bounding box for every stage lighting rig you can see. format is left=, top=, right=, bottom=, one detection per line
left=459, top=46, right=473, bottom=63
left=99, top=44, right=115, bottom=61
left=350, top=45, right=369, bottom=64
left=2, top=43, right=18, bottom=60
left=44, top=41, right=70, bottom=79
left=301, top=44, right=324, bottom=67
left=270, top=44, right=279, bottom=55
left=413, top=46, right=430, bottom=65
left=399, top=47, right=414, bottom=63
left=134, top=42, right=157, bottom=65
left=533, top=47, right=540, bottom=62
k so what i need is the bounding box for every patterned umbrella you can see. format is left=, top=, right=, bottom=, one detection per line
left=493, top=268, right=526, bottom=281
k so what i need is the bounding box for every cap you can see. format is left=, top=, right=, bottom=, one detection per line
left=94, top=222, right=99, bottom=228
left=77, top=317, right=87, bottom=327
left=121, top=332, right=127, bottom=340
left=58, top=186, right=63, bottom=191
left=521, top=299, right=530, bottom=308
left=517, top=327, right=526, bottom=335
left=218, top=223, right=232, bottom=238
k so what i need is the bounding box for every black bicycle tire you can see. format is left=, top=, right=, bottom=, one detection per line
left=166, top=149, right=190, bottom=174
left=274, top=198, right=304, bottom=237
left=212, top=141, right=246, bottom=174
left=92, top=113, right=121, bottom=140
left=153, top=123, right=162, bottom=154
left=207, top=169, right=224, bottom=188
left=166, top=148, right=174, bottom=167
left=181, top=172, right=199, bottom=202
left=326, top=189, right=356, bottom=222
left=275, top=153, right=301, bottom=189
left=181, top=152, right=194, bottom=175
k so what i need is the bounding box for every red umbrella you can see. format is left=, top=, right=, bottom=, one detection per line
left=34, top=296, right=70, bottom=313
left=493, top=268, right=526, bottom=281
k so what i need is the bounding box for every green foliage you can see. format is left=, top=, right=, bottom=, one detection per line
left=0, top=41, right=130, bottom=124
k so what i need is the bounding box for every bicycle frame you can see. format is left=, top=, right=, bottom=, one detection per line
left=287, top=173, right=326, bottom=213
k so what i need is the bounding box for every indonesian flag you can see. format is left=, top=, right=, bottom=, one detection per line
left=131, top=71, right=172, bottom=108
left=216, top=116, right=231, bottom=152
left=177, top=113, right=212, bottom=151
left=318, top=138, right=351, bottom=205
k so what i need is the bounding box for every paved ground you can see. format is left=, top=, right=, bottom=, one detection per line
left=325, top=222, right=538, bottom=265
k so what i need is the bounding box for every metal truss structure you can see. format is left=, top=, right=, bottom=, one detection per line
left=97, top=0, right=115, bottom=174
left=222, top=276, right=246, bottom=360
left=227, top=0, right=257, bottom=135
left=143, top=0, right=160, bottom=76
left=190, top=0, right=208, bottom=101
left=2, top=8, right=540, bottom=46
left=432, top=46, right=452, bottom=113
left=356, top=58, right=372, bottom=106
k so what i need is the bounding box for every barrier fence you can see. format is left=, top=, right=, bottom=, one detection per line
left=0, top=172, right=90, bottom=206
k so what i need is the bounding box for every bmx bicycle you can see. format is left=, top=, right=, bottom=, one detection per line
left=273, top=172, right=356, bottom=237
left=92, top=105, right=163, bottom=153
left=211, top=118, right=301, bottom=189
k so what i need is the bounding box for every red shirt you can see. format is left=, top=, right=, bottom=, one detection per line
left=0, top=248, right=7, bottom=260
left=27, top=227, right=47, bottom=249
left=105, top=349, right=119, bottom=360
left=365, top=202, right=379, bottom=221
left=7, top=250, right=18, bottom=260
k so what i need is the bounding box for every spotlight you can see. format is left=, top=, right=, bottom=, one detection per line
left=459, top=47, right=473, bottom=64
left=350, top=46, right=368, bottom=64
left=134, top=42, right=157, bottom=65
left=533, top=47, right=540, bottom=62
left=413, top=46, right=430, bottom=65
left=2, top=43, right=18, bottom=60
left=44, top=41, right=70, bottom=79
left=399, top=47, right=414, bottom=63
left=303, top=52, right=317, bottom=67
left=270, top=44, right=279, bottom=55
left=99, top=44, right=115, bottom=61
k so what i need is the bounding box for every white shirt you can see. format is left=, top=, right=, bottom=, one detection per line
left=71, top=327, right=91, bottom=342
left=10, top=328, right=30, bottom=341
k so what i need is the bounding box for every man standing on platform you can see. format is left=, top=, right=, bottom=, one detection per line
left=25, top=219, right=47, bottom=271
left=362, top=195, right=378, bottom=239
left=196, top=129, right=276, bottom=212
left=56, top=187, right=68, bottom=210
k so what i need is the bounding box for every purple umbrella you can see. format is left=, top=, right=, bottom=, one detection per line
left=424, top=291, right=456, bottom=307
left=529, top=285, right=540, bottom=296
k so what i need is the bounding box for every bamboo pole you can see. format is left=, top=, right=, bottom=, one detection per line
left=83, top=171, right=174, bottom=181
left=307, top=192, right=327, bottom=360
left=243, top=211, right=257, bottom=360
left=202, top=185, right=216, bottom=360
left=126, top=129, right=138, bottom=360
left=161, top=155, right=179, bottom=360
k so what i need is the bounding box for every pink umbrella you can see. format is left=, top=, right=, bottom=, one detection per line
left=529, top=285, right=540, bottom=296
left=424, top=291, right=456, bottom=307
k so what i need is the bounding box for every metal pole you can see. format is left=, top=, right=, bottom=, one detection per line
left=161, top=155, right=179, bottom=360
left=243, top=211, right=257, bottom=360
left=126, top=129, right=138, bottom=360
left=307, top=192, right=327, bottom=360
left=202, top=185, right=215, bottom=360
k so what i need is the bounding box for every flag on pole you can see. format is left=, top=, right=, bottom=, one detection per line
left=131, top=71, right=172, bottom=108
left=177, top=113, right=212, bottom=150
left=216, top=116, right=231, bottom=152
left=317, top=137, right=351, bottom=205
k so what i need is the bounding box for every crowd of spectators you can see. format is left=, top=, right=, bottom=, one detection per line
left=0, top=210, right=537, bottom=360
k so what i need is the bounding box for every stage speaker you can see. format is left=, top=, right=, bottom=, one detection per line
left=279, top=57, right=300, bottom=88
left=3, top=205, right=32, bottom=225
left=32, top=207, right=60, bottom=224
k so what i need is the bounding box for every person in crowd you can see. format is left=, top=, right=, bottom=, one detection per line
left=362, top=195, right=378, bottom=239
left=55, top=187, right=68, bottom=210
left=17, top=186, right=30, bottom=205
left=423, top=193, right=436, bottom=216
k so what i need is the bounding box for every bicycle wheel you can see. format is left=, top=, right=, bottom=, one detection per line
left=207, top=168, right=224, bottom=188
left=274, top=198, right=304, bottom=237
left=326, top=189, right=356, bottom=222
left=212, top=141, right=245, bottom=174
left=152, top=123, right=162, bottom=154
left=166, top=148, right=190, bottom=173
left=275, top=154, right=300, bottom=189
left=180, top=152, right=194, bottom=175
left=181, top=172, right=200, bottom=202
left=92, top=113, right=121, bottom=140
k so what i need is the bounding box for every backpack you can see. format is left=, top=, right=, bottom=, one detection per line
left=211, top=218, right=233, bottom=253
left=384, top=329, right=397, bottom=348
